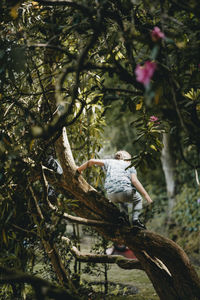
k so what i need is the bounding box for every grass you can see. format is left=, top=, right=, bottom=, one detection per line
left=79, top=232, right=200, bottom=300
left=80, top=235, right=159, bottom=299
left=32, top=224, right=200, bottom=300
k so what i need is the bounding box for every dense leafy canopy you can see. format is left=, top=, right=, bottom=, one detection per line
left=0, top=0, right=200, bottom=298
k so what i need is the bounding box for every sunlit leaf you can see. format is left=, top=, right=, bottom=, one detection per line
left=184, top=89, right=200, bottom=101
left=32, top=1, right=40, bottom=8
left=10, top=3, right=20, bottom=19
left=2, top=229, right=8, bottom=246
left=31, top=126, right=43, bottom=136
left=176, top=41, right=186, bottom=48
left=30, top=139, right=35, bottom=150
left=136, top=100, right=143, bottom=110
left=196, top=104, right=200, bottom=111
left=150, top=144, right=157, bottom=151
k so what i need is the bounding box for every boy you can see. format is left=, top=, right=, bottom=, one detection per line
left=77, top=150, right=153, bottom=228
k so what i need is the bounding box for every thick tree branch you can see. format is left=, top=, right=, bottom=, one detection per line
left=61, top=236, right=143, bottom=270
left=40, top=165, right=114, bottom=227
left=52, top=128, right=200, bottom=299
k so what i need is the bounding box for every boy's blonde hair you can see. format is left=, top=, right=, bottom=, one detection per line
left=114, top=150, right=131, bottom=160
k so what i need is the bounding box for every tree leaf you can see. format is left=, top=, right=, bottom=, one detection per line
left=10, top=3, right=20, bottom=19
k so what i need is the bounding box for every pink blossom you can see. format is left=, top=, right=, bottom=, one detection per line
left=149, top=116, right=159, bottom=122
left=135, top=61, right=157, bottom=86
left=151, top=26, right=165, bottom=42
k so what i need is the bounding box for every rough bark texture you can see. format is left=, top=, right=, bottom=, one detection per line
left=44, top=128, right=200, bottom=300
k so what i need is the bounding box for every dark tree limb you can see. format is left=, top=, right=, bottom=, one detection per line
left=0, top=265, right=79, bottom=300
left=50, top=127, right=200, bottom=300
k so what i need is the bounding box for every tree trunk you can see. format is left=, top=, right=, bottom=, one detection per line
left=161, top=132, right=176, bottom=223
left=43, top=128, right=200, bottom=300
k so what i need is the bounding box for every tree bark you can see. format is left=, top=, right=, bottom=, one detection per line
left=47, top=128, right=200, bottom=300
left=61, top=236, right=143, bottom=270
left=161, top=132, right=176, bottom=222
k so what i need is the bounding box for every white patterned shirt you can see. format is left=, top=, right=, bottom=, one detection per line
left=101, top=159, right=137, bottom=194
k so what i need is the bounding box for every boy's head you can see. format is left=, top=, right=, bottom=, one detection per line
left=114, top=150, right=131, bottom=160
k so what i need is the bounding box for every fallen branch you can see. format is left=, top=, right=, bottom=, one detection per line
left=62, top=236, right=143, bottom=270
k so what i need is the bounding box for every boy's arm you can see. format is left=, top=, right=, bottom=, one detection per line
left=131, top=174, right=153, bottom=204
left=77, top=159, right=104, bottom=173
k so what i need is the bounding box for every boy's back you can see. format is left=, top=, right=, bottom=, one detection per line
left=102, top=159, right=136, bottom=194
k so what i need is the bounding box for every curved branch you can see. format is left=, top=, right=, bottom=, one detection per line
left=31, top=128, right=200, bottom=299
left=31, top=98, right=85, bottom=140
left=122, top=229, right=200, bottom=299
left=58, top=6, right=103, bottom=121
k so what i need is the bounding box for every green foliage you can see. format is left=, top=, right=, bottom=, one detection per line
left=172, top=184, right=200, bottom=232
left=1, top=0, right=200, bottom=298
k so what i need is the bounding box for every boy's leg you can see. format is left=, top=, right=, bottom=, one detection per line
left=131, top=191, right=146, bottom=229
left=107, top=192, right=129, bottom=252
left=119, top=202, right=128, bottom=215
left=108, top=190, right=143, bottom=224
left=107, top=192, right=130, bottom=219
left=132, top=191, right=143, bottom=222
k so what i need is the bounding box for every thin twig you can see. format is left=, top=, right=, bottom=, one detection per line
left=195, top=169, right=200, bottom=186
left=29, top=185, right=44, bottom=220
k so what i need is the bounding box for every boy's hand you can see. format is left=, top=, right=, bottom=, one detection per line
left=77, top=167, right=82, bottom=174
left=146, top=196, right=153, bottom=204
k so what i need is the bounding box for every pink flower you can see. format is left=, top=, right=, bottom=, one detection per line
left=151, top=26, right=165, bottom=42
left=149, top=116, right=159, bottom=122
left=135, top=61, right=157, bottom=86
